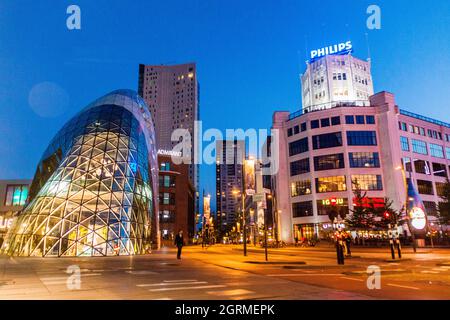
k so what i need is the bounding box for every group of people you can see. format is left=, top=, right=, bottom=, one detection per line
left=334, top=228, right=352, bottom=264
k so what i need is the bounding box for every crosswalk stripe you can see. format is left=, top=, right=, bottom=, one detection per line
left=387, top=283, right=419, bottom=290
left=137, top=281, right=207, bottom=287
left=149, top=285, right=226, bottom=292
left=207, top=289, right=254, bottom=296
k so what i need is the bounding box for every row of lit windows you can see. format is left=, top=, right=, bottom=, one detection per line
left=290, top=152, right=380, bottom=176
left=293, top=198, right=441, bottom=218
left=315, top=175, right=383, bottom=193
left=398, top=121, right=446, bottom=142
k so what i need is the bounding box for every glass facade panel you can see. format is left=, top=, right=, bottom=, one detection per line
left=292, top=201, right=313, bottom=218
left=290, top=158, right=310, bottom=176
left=5, top=185, right=29, bottom=206
left=346, top=131, right=377, bottom=146
left=430, top=143, right=444, bottom=158
left=349, top=152, right=380, bottom=168
left=352, top=175, right=383, bottom=191
left=412, top=139, right=428, bottom=155
left=417, top=180, right=434, bottom=195
left=289, top=138, right=309, bottom=156
left=291, top=180, right=312, bottom=197
left=314, top=153, right=345, bottom=171
left=312, top=132, right=343, bottom=150
left=432, top=163, right=447, bottom=177
left=317, top=198, right=349, bottom=217
left=316, top=176, right=347, bottom=193
left=2, top=90, right=158, bottom=257
left=414, top=159, right=431, bottom=175
left=400, top=136, right=410, bottom=151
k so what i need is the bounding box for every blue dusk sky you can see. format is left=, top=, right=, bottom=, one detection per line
left=0, top=0, right=449, bottom=210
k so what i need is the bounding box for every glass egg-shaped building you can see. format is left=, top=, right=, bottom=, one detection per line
left=2, top=90, right=159, bottom=257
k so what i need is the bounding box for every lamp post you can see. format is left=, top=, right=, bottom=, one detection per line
left=232, top=189, right=247, bottom=256
left=396, top=165, right=417, bottom=253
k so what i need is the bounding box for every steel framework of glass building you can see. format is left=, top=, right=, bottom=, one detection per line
left=1, top=90, right=158, bottom=257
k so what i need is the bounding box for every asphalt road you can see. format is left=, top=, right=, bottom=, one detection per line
left=0, top=244, right=449, bottom=300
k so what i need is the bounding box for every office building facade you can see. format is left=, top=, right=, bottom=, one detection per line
left=158, top=154, right=195, bottom=243
left=301, top=54, right=374, bottom=113
left=138, top=63, right=199, bottom=191
left=0, top=180, right=32, bottom=244
left=216, top=140, right=245, bottom=235
left=272, top=91, right=450, bottom=243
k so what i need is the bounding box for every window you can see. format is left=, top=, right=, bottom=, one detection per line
left=5, top=185, right=29, bottom=206
left=430, top=143, right=444, bottom=158
left=412, top=139, right=428, bottom=155
left=301, top=123, right=307, bottom=132
left=414, top=160, right=431, bottom=175
left=311, top=120, right=320, bottom=129
left=293, top=125, right=300, bottom=135
left=287, top=128, right=293, bottom=137
left=446, top=147, right=450, bottom=159
left=417, top=180, right=434, bottom=195
left=289, top=138, right=309, bottom=156
left=290, top=158, right=310, bottom=176
left=366, top=115, right=375, bottom=124
left=423, top=201, right=438, bottom=216
left=400, top=136, right=410, bottom=151
left=291, top=180, right=312, bottom=197
left=346, top=131, right=377, bottom=146
left=321, top=118, right=330, bottom=127
left=159, top=175, right=175, bottom=187
left=160, top=162, right=171, bottom=171
left=356, top=115, right=365, bottom=124
left=292, top=201, right=313, bottom=217
left=349, top=152, right=380, bottom=168
left=314, top=153, right=345, bottom=171
left=331, top=116, right=341, bottom=126
left=432, top=163, right=447, bottom=177
left=317, top=198, right=349, bottom=216
left=402, top=157, right=412, bottom=172
left=312, top=132, right=343, bottom=150
left=352, top=175, right=383, bottom=191
left=316, top=176, right=347, bottom=193
left=345, top=115, right=354, bottom=124
left=160, top=192, right=175, bottom=205
left=436, top=182, right=447, bottom=197
left=159, top=210, right=175, bottom=223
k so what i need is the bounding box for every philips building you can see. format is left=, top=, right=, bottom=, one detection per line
left=272, top=45, right=450, bottom=243
left=1, top=90, right=159, bottom=257
left=301, top=41, right=374, bottom=113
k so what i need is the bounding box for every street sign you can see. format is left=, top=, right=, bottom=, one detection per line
left=253, top=193, right=265, bottom=203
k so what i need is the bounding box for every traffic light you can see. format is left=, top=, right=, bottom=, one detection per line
left=384, top=211, right=390, bottom=219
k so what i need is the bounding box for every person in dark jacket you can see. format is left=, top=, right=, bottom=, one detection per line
left=174, top=230, right=184, bottom=259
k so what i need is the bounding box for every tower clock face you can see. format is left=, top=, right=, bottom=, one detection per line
left=410, top=207, right=426, bottom=230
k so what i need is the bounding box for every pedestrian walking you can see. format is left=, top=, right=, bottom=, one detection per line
left=344, top=232, right=352, bottom=257
left=175, top=229, right=184, bottom=259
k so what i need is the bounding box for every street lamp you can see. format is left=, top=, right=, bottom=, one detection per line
left=232, top=189, right=247, bottom=256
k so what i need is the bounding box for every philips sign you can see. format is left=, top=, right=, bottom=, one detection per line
left=310, top=41, right=353, bottom=62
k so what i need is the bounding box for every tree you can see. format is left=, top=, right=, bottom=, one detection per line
left=372, top=197, right=401, bottom=229
left=346, top=180, right=376, bottom=230
left=438, top=178, right=450, bottom=225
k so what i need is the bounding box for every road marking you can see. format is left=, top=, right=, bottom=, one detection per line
left=126, top=270, right=158, bottom=275
left=341, top=277, right=364, bottom=282
left=148, top=285, right=226, bottom=292
left=387, top=283, right=420, bottom=290
left=137, top=281, right=208, bottom=287
left=40, top=273, right=102, bottom=281
left=207, top=289, right=254, bottom=296
left=267, top=273, right=342, bottom=277
left=163, top=279, right=198, bottom=283
left=420, top=271, right=439, bottom=274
